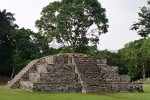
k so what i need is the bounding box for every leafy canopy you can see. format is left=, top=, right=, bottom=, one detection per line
left=119, top=38, right=150, bottom=79
left=0, top=9, right=51, bottom=76
left=36, top=0, right=108, bottom=49
left=131, top=0, right=150, bottom=37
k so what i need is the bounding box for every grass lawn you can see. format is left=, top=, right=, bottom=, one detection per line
left=0, top=84, right=150, bottom=100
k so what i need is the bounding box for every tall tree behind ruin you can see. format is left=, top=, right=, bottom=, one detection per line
left=36, top=0, right=108, bottom=51
left=131, top=0, right=150, bottom=37
left=0, top=9, right=18, bottom=76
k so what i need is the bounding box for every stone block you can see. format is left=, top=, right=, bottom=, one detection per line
left=37, top=64, right=48, bottom=73
left=45, top=56, right=53, bottom=64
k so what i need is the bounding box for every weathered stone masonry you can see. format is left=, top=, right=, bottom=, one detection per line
left=7, top=53, right=143, bottom=93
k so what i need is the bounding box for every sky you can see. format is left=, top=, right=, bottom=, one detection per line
left=0, top=0, right=148, bottom=50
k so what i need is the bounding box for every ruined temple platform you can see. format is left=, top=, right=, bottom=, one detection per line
left=7, top=53, right=143, bottom=93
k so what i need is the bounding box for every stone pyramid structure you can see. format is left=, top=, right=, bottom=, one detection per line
left=7, top=53, right=143, bottom=93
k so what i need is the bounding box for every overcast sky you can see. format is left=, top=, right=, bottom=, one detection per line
left=0, top=0, right=148, bottom=50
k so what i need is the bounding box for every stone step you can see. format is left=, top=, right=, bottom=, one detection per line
left=20, top=81, right=82, bottom=92
left=7, top=59, right=38, bottom=88
left=77, top=68, right=99, bottom=72
left=73, top=56, right=108, bottom=93
left=83, top=81, right=104, bottom=86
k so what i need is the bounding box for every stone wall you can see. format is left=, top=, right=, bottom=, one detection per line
left=20, top=81, right=34, bottom=92
left=23, top=55, right=82, bottom=92
left=98, top=65, right=131, bottom=83
left=20, top=81, right=81, bottom=92
left=107, top=83, right=143, bottom=92
left=8, top=53, right=143, bottom=93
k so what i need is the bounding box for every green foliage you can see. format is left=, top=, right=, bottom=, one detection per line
left=58, top=45, right=98, bottom=56
left=131, top=0, right=150, bottom=37
left=0, top=9, right=17, bottom=76
left=0, top=84, right=150, bottom=100
left=94, top=50, right=128, bottom=75
left=0, top=9, right=53, bottom=77
left=12, top=50, right=24, bottom=70
left=58, top=47, right=74, bottom=54
left=0, top=76, right=10, bottom=85
left=74, top=45, right=98, bottom=56
left=95, top=50, right=118, bottom=65
left=36, top=0, right=108, bottom=50
left=119, top=38, right=150, bottom=80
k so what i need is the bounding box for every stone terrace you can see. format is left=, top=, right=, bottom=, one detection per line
left=7, top=53, right=143, bottom=93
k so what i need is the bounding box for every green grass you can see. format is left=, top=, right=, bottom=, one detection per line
left=0, top=84, right=150, bottom=100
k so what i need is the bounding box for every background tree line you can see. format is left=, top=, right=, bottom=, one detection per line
left=0, top=10, right=56, bottom=77
left=0, top=0, right=150, bottom=81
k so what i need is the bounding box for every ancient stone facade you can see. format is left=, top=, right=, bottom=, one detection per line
left=7, top=53, right=143, bottom=93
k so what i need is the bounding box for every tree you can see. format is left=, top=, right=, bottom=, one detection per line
left=119, top=40, right=143, bottom=80
left=10, top=28, right=50, bottom=59
left=0, top=9, right=18, bottom=76
left=131, top=0, right=150, bottom=37
left=9, top=28, right=51, bottom=76
left=36, top=0, right=108, bottom=51
left=119, top=38, right=150, bottom=80
left=0, top=9, right=53, bottom=77
left=140, top=38, right=150, bottom=78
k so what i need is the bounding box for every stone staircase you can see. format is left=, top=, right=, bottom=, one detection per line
left=7, top=59, right=39, bottom=88
left=18, top=55, right=82, bottom=92
left=73, top=55, right=108, bottom=93
left=6, top=53, right=143, bottom=93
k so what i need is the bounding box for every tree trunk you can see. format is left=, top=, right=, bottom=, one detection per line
left=11, top=68, right=15, bottom=79
left=142, top=64, right=146, bottom=79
